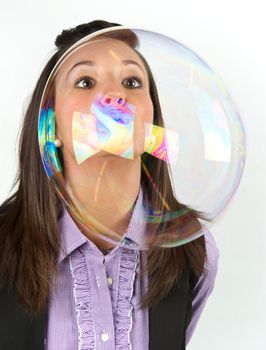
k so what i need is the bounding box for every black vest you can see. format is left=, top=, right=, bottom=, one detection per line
left=0, top=267, right=193, bottom=350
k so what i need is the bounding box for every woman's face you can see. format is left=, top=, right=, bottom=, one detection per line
left=54, top=37, right=154, bottom=162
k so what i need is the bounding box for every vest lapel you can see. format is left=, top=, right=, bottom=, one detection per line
left=0, top=284, right=46, bottom=350
left=148, top=267, right=192, bottom=350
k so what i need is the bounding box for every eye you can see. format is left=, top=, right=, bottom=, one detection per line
left=123, top=76, right=143, bottom=89
left=75, top=76, right=95, bottom=89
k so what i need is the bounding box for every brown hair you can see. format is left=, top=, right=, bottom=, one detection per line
left=0, top=20, right=212, bottom=317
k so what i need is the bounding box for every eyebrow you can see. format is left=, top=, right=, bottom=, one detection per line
left=66, top=59, right=145, bottom=78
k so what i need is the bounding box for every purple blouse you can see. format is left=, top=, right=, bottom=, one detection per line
left=45, top=186, right=220, bottom=349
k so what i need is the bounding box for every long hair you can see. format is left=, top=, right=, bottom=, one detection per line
left=0, top=20, right=211, bottom=317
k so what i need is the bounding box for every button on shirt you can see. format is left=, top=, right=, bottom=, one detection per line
left=46, top=186, right=220, bottom=349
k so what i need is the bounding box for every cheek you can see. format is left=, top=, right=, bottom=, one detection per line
left=136, top=97, right=154, bottom=125
left=54, top=104, right=72, bottom=141
left=134, top=98, right=154, bottom=141
left=55, top=97, right=91, bottom=137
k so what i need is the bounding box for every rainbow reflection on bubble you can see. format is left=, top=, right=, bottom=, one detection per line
left=144, top=123, right=179, bottom=163
left=38, top=106, right=62, bottom=178
left=72, top=93, right=179, bottom=165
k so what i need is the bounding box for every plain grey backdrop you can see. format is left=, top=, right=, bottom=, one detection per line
left=0, top=0, right=265, bottom=349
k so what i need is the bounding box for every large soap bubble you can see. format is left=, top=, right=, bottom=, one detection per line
left=38, top=26, right=246, bottom=250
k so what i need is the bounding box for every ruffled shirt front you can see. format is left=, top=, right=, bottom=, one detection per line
left=46, top=185, right=149, bottom=350
left=45, top=185, right=220, bottom=350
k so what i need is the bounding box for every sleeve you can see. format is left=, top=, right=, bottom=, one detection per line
left=185, top=229, right=220, bottom=347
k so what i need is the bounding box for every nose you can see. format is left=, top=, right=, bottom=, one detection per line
left=101, top=93, right=126, bottom=107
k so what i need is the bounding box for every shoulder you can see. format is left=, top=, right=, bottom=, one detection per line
left=185, top=229, right=220, bottom=346
left=204, top=229, right=220, bottom=277
left=194, top=229, right=220, bottom=294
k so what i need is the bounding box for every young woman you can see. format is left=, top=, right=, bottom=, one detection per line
left=0, top=20, right=220, bottom=350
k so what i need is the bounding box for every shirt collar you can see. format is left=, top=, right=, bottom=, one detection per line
left=58, top=185, right=146, bottom=264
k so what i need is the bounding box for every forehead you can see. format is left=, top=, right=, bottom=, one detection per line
left=56, top=38, right=145, bottom=75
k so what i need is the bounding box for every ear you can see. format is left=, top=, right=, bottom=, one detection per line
left=53, top=109, right=63, bottom=140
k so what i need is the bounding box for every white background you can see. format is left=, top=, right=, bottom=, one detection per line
left=0, top=0, right=265, bottom=349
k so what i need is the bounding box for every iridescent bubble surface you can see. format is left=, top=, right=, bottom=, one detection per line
left=38, top=26, right=246, bottom=250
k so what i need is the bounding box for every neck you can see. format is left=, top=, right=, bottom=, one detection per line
left=63, top=153, right=141, bottom=247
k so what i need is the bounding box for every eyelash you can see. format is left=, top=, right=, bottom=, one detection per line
left=74, top=75, right=143, bottom=89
